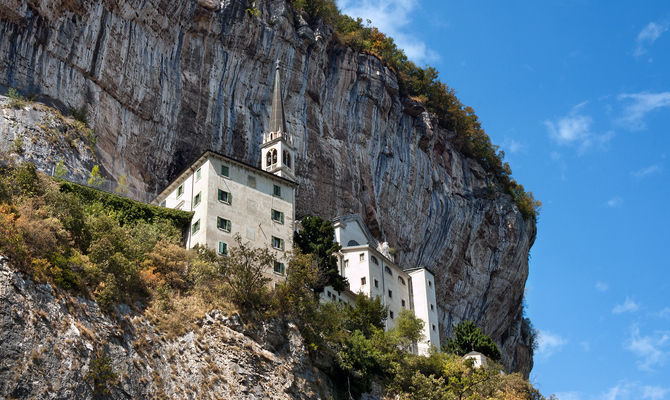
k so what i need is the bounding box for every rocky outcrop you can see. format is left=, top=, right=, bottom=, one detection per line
left=0, top=258, right=333, bottom=399
left=0, top=0, right=536, bottom=375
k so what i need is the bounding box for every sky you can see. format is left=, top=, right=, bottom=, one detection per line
left=336, top=0, right=670, bottom=398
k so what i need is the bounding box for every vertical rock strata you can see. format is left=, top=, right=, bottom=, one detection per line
left=0, top=0, right=536, bottom=375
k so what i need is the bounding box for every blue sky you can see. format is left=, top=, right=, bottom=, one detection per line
left=336, top=1, right=670, bottom=398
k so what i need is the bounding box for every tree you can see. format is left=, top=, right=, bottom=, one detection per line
left=294, top=215, right=347, bottom=292
left=54, top=160, right=67, bottom=179
left=87, top=165, right=103, bottom=188
left=222, top=234, right=274, bottom=311
left=115, top=174, right=128, bottom=195
left=443, top=320, right=501, bottom=361
left=345, top=293, right=387, bottom=337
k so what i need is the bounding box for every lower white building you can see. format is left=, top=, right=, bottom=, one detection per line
left=322, top=214, right=440, bottom=355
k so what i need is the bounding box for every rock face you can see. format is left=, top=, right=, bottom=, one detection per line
left=0, top=0, right=536, bottom=375
left=0, top=258, right=333, bottom=399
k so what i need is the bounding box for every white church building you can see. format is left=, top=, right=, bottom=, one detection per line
left=154, top=61, right=440, bottom=355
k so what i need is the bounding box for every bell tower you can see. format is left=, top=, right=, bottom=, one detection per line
left=261, top=60, right=295, bottom=181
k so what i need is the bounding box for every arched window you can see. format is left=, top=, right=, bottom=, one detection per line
left=285, top=152, right=291, bottom=168
left=272, top=149, right=277, bottom=164
left=347, top=240, right=359, bottom=247
left=371, top=255, right=379, bottom=265
left=398, top=276, right=406, bottom=285
left=266, top=151, right=272, bottom=167
left=384, top=266, right=392, bottom=276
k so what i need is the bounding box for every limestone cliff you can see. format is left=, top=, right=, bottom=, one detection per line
left=0, top=0, right=536, bottom=375
left=0, top=258, right=333, bottom=399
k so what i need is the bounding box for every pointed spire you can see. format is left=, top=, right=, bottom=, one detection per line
left=269, top=59, right=288, bottom=135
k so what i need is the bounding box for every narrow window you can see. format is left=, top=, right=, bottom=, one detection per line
left=389, top=311, right=394, bottom=319
left=286, top=152, right=291, bottom=168
left=218, top=241, right=228, bottom=256
left=428, top=280, right=432, bottom=288
left=401, top=299, right=406, bottom=308
left=388, top=289, right=393, bottom=298
left=361, top=277, right=366, bottom=285
left=221, top=165, right=229, bottom=177
left=273, top=184, right=281, bottom=197
left=218, top=189, right=232, bottom=204
left=398, top=276, right=406, bottom=285
left=191, top=219, right=200, bottom=234
left=272, top=236, right=285, bottom=250
left=271, top=209, right=284, bottom=223
left=273, top=261, right=285, bottom=275
left=432, top=324, right=436, bottom=331
left=248, top=175, right=256, bottom=188
left=217, top=217, right=231, bottom=232
left=266, top=152, right=272, bottom=167
left=359, top=253, right=365, bottom=262
left=193, top=192, right=201, bottom=207
left=371, top=255, right=378, bottom=265
left=272, top=149, right=277, bottom=164
left=195, top=168, right=201, bottom=181
left=374, top=279, right=379, bottom=288
left=385, top=266, right=392, bottom=276
left=430, top=304, right=434, bottom=311
left=177, top=184, right=184, bottom=198
left=344, top=259, right=349, bottom=269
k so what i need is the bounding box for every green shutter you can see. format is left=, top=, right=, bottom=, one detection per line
left=280, top=212, right=284, bottom=224
left=221, top=165, right=229, bottom=177
left=280, top=238, right=285, bottom=251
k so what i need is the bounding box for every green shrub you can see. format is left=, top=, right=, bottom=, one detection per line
left=85, top=348, right=118, bottom=396
left=294, top=215, right=346, bottom=292
left=7, top=87, right=26, bottom=109
left=443, top=320, right=501, bottom=361
left=87, top=165, right=103, bottom=187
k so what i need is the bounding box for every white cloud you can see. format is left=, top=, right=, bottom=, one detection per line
left=617, top=92, right=670, bottom=130
left=612, top=297, right=639, bottom=314
left=595, top=281, right=609, bottom=292
left=657, top=307, right=670, bottom=319
left=635, top=22, right=669, bottom=58
left=545, top=103, right=613, bottom=153
left=643, top=386, right=670, bottom=400
left=536, top=330, right=567, bottom=359
left=580, top=341, right=591, bottom=351
left=336, top=0, right=439, bottom=64
left=627, top=325, right=670, bottom=371
left=600, top=382, right=670, bottom=400
left=503, top=138, right=524, bottom=154
left=632, top=164, right=662, bottom=179
left=556, top=391, right=582, bottom=400
left=606, top=196, right=623, bottom=208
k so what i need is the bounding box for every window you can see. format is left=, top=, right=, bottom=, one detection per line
left=177, top=184, right=184, bottom=198
left=193, top=192, right=201, bottom=207
left=218, top=241, right=228, bottom=256
left=283, top=151, right=291, bottom=168
left=374, top=279, right=379, bottom=288
left=272, top=149, right=277, bottom=164
left=266, top=152, right=272, bottom=167
left=271, top=209, right=284, bottom=224
left=273, top=184, right=281, bottom=197
left=344, top=259, right=349, bottom=269
left=272, top=236, right=285, bottom=250
left=371, top=255, right=378, bottom=265
left=218, top=189, right=232, bottom=204
left=159, top=200, right=166, bottom=207
left=359, top=253, right=365, bottom=262
left=347, top=240, right=359, bottom=246
left=389, top=311, right=394, bottom=319
left=428, top=280, right=432, bottom=288
left=432, top=324, right=436, bottom=331
left=195, top=168, right=201, bottom=181
left=217, top=217, right=231, bottom=232
left=401, top=299, right=406, bottom=308
left=398, top=276, right=406, bottom=285
left=361, top=277, right=366, bottom=285
left=385, top=266, right=392, bottom=276
left=388, top=289, right=393, bottom=298
left=220, top=164, right=229, bottom=177
left=430, top=304, right=434, bottom=311
left=273, top=261, right=285, bottom=275
left=191, top=219, right=200, bottom=234
left=248, top=175, right=256, bottom=188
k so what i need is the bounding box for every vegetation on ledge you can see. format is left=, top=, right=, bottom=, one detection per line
left=289, top=0, right=541, bottom=220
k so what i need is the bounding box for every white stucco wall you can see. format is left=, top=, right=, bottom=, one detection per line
left=408, top=269, right=440, bottom=355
